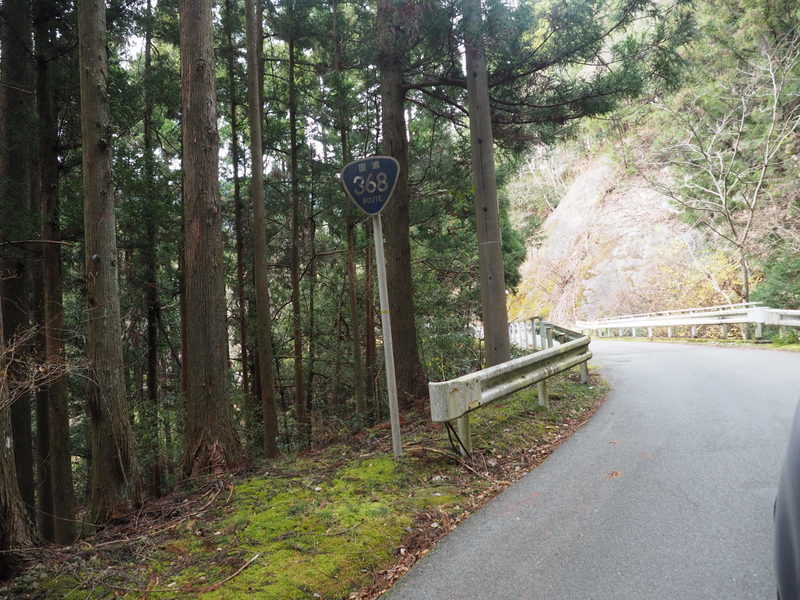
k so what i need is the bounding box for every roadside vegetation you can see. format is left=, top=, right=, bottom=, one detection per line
left=1, top=371, right=608, bottom=600
left=507, top=0, right=800, bottom=322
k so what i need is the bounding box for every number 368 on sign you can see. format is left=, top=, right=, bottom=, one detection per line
left=341, top=156, right=399, bottom=216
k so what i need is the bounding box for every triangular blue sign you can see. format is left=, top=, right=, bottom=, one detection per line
left=341, top=156, right=400, bottom=215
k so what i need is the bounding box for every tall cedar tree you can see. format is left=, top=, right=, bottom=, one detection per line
left=0, top=0, right=35, bottom=525
left=223, top=0, right=253, bottom=445
left=0, top=280, right=35, bottom=580
left=142, top=0, right=164, bottom=498
left=34, top=0, right=77, bottom=543
left=78, top=0, right=142, bottom=525
left=245, top=0, right=280, bottom=457
left=179, top=0, right=246, bottom=476
left=376, top=0, right=429, bottom=408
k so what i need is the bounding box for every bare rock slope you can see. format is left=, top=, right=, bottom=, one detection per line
left=508, top=156, right=717, bottom=324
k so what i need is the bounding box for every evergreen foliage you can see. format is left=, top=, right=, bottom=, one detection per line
left=1, top=0, right=768, bottom=561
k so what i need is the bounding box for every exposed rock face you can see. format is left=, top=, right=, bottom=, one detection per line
left=508, top=156, right=726, bottom=325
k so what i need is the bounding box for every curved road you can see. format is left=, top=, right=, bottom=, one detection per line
left=386, top=341, right=800, bottom=599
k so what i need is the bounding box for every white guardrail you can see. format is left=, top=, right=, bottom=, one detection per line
left=428, top=321, right=591, bottom=455
left=574, top=303, right=800, bottom=340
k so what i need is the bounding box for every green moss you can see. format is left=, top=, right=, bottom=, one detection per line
left=147, top=457, right=417, bottom=600
left=9, top=369, right=609, bottom=600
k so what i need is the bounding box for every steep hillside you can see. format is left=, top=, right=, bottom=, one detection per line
left=507, top=155, right=741, bottom=324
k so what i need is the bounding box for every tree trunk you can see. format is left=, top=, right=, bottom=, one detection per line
left=365, top=236, right=377, bottom=419
left=376, top=0, right=428, bottom=408
left=35, top=387, right=52, bottom=542
left=179, top=0, right=246, bottom=477
left=142, top=0, right=164, bottom=499
left=35, top=0, right=76, bottom=543
left=305, top=194, right=316, bottom=418
left=2, top=271, right=34, bottom=524
left=0, top=0, right=35, bottom=526
left=0, top=276, right=35, bottom=581
left=346, top=216, right=366, bottom=418
left=0, top=397, right=34, bottom=580
left=331, top=0, right=366, bottom=421
left=245, top=0, right=280, bottom=458
left=288, top=35, right=309, bottom=446
left=225, top=0, right=253, bottom=447
left=78, top=0, right=142, bottom=525
left=740, top=250, right=750, bottom=302
left=32, top=261, right=53, bottom=543
left=463, top=0, right=510, bottom=367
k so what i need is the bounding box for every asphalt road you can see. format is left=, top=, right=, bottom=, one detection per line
left=386, top=341, right=800, bottom=600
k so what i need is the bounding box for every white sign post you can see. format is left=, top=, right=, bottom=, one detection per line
left=341, top=156, right=402, bottom=457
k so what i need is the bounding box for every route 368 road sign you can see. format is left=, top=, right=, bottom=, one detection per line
left=341, top=156, right=399, bottom=216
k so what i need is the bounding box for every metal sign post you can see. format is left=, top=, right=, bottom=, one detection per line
left=341, top=156, right=402, bottom=457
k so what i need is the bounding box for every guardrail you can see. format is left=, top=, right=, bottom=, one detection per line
left=574, top=304, right=800, bottom=340
left=429, top=323, right=591, bottom=455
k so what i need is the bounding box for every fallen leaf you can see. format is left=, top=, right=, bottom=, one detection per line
left=609, top=440, right=622, bottom=446
left=605, top=470, right=623, bottom=479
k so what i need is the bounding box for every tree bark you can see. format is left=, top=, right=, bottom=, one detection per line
left=365, top=233, right=377, bottom=418
left=143, top=0, right=163, bottom=498
left=224, top=0, right=253, bottom=447
left=376, top=0, right=428, bottom=408
left=288, top=35, right=309, bottom=446
left=245, top=0, right=280, bottom=458
left=0, top=279, right=35, bottom=581
left=179, top=0, right=246, bottom=477
left=463, top=0, right=510, bottom=367
left=78, top=0, right=142, bottom=525
left=31, top=252, right=51, bottom=543
left=0, top=0, right=35, bottom=526
left=34, top=0, right=76, bottom=543
left=331, top=0, right=366, bottom=421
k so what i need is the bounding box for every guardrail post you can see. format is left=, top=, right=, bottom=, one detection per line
left=540, top=323, right=547, bottom=350
left=755, top=321, right=763, bottom=340
left=742, top=324, right=751, bottom=340
left=667, top=326, right=673, bottom=338
left=580, top=361, right=589, bottom=384
left=455, top=414, right=472, bottom=456
left=546, top=325, right=554, bottom=348
left=722, top=323, right=729, bottom=339
left=691, top=325, right=697, bottom=338
left=780, top=325, right=788, bottom=337
left=648, top=326, right=653, bottom=338
left=537, top=379, right=549, bottom=408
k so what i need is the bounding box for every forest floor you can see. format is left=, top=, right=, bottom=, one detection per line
left=1, top=371, right=610, bottom=600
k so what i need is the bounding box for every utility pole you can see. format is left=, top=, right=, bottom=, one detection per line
left=464, top=0, right=510, bottom=366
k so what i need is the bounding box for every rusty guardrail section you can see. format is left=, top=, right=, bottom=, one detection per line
left=429, top=324, right=591, bottom=455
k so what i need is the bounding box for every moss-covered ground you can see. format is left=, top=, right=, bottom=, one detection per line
left=2, top=370, right=609, bottom=600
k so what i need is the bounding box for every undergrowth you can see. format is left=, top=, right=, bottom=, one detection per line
left=1, top=370, right=609, bottom=600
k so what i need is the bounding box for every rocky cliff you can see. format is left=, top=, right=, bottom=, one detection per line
left=507, top=155, right=738, bottom=325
